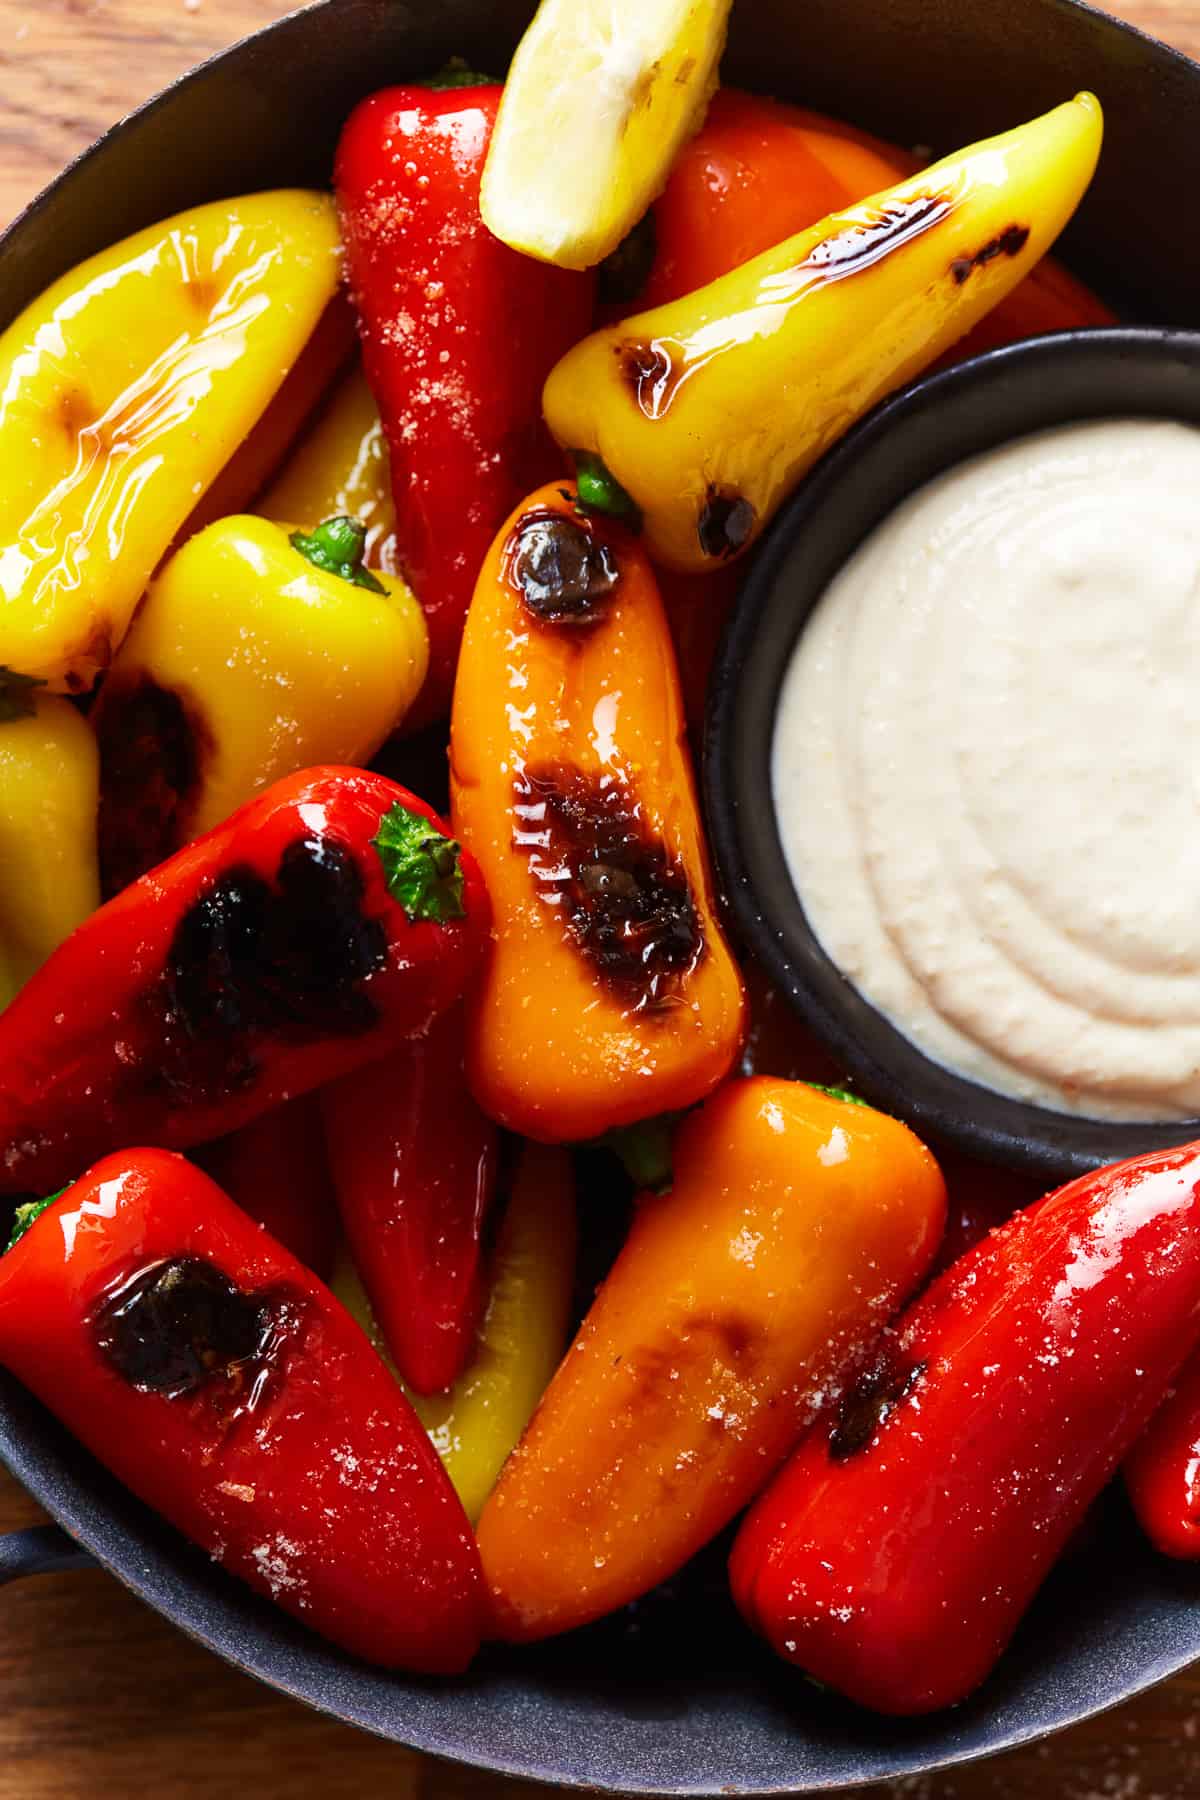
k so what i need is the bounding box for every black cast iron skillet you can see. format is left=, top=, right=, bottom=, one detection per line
left=6, top=0, right=1200, bottom=1790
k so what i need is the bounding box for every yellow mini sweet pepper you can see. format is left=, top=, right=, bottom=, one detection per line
left=334, top=1141, right=577, bottom=1523
left=92, top=513, right=428, bottom=895
left=259, top=362, right=397, bottom=571
left=0, top=191, right=342, bottom=696
left=0, top=691, right=99, bottom=1006
left=543, top=95, right=1103, bottom=571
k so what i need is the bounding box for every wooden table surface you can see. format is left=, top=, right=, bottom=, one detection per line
left=2, top=1, right=1200, bottom=1795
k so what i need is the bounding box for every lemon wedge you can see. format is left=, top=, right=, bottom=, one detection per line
left=481, top=0, right=731, bottom=271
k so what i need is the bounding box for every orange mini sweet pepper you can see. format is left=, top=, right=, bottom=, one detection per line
left=476, top=1077, right=946, bottom=1640
left=450, top=481, right=745, bottom=1143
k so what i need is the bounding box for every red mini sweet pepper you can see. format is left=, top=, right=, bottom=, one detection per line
left=730, top=1141, right=1200, bottom=1716
left=335, top=79, right=594, bottom=725
left=321, top=1004, right=497, bottom=1395
left=0, top=767, right=487, bottom=1197
left=197, top=1097, right=339, bottom=1282
left=1125, top=1345, right=1200, bottom=1559
left=0, top=1150, right=486, bottom=1671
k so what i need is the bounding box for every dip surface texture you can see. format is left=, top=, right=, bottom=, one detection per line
left=772, top=418, right=1200, bottom=1122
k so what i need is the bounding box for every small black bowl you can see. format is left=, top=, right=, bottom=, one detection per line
left=706, top=326, right=1200, bottom=1182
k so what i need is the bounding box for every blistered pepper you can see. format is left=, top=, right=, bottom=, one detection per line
left=0, top=1151, right=485, bottom=1671
left=544, top=95, right=1103, bottom=572
left=321, top=1006, right=497, bottom=1395
left=260, top=361, right=398, bottom=572
left=197, top=1097, right=338, bottom=1282
left=0, top=192, right=341, bottom=694
left=335, top=81, right=594, bottom=724
left=1125, top=1347, right=1200, bottom=1559
left=476, top=1078, right=945, bottom=1641
left=92, top=514, right=428, bottom=895
left=335, top=1139, right=577, bottom=1522
left=0, top=767, right=487, bottom=1197
left=612, top=87, right=1112, bottom=352
left=730, top=1141, right=1200, bottom=1716
left=450, top=481, right=745, bottom=1142
left=0, top=691, right=100, bottom=1005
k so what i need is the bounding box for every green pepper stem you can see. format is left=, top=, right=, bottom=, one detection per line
left=289, top=517, right=387, bottom=595
left=6, top=1189, right=65, bottom=1253
left=806, top=1082, right=870, bottom=1108
left=572, top=453, right=642, bottom=530
left=372, top=801, right=467, bottom=924
left=598, top=1116, right=676, bottom=1193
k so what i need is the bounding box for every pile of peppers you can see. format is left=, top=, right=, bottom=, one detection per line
left=0, top=62, right=1193, bottom=1716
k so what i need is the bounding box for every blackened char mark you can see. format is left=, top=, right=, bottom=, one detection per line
left=618, top=339, right=678, bottom=421
left=261, top=837, right=387, bottom=1036
left=167, top=867, right=271, bottom=1041
left=951, top=224, right=1030, bottom=285
left=808, top=193, right=954, bottom=280
left=97, top=676, right=212, bottom=897
left=156, top=836, right=387, bottom=1105
left=505, top=510, right=620, bottom=627
left=92, top=1255, right=302, bottom=1414
left=828, top=1349, right=927, bottom=1461
left=516, top=762, right=703, bottom=1011
left=697, top=488, right=755, bottom=560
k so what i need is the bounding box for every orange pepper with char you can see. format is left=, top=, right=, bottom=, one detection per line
left=476, top=1077, right=946, bottom=1642
left=450, top=482, right=745, bottom=1143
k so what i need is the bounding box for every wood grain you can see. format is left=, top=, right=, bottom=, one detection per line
left=3, top=1, right=1200, bottom=1796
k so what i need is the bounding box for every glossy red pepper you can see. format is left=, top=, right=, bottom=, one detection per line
left=730, top=1142, right=1200, bottom=1716
left=0, top=1151, right=485, bottom=1671
left=0, top=767, right=487, bottom=1197
left=196, top=1097, right=339, bottom=1282
left=321, top=1005, right=497, bottom=1395
left=1125, top=1347, right=1200, bottom=1558
left=335, top=81, right=594, bottom=726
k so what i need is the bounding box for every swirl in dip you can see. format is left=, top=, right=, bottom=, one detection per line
left=772, top=417, right=1200, bottom=1122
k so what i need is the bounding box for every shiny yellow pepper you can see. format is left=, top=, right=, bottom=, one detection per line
left=334, top=1142, right=577, bottom=1523
left=0, top=191, right=341, bottom=696
left=543, top=95, right=1103, bottom=571
left=0, top=691, right=99, bottom=1005
left=91, top=514, right=428, bottom=895
left=260, top=362, right=397, bottom=571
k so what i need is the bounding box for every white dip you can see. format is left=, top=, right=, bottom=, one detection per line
left=772, top=417, right=1200, bottom=1122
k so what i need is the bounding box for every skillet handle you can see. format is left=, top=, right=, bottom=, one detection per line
left=0, top=1523, right=94, bottom=1585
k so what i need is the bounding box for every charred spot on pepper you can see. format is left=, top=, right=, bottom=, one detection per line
left=950, top=224, right=1030, bottom=284
left=807, top=193, right=954, bottom=281
left=93, top=1255, right=305, bottom=1414
left=828, top=1351, right=927, bottom=1461
left=151, top=836, right=387, bottom=1105
left=697, top=488, right=755, bottom=559
left=164, top=836, right=386, bottom=1046
left=618, top=338, right=679, bottom=421
left=505, top=509, right=620, bottom=628
left=514, top=761, right=704, bottom=1011
left=97, top=675, right=212, bottom=897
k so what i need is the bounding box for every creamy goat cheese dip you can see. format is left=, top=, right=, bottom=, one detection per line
left=772, top=417, right=1200, bottom=1122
